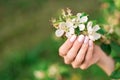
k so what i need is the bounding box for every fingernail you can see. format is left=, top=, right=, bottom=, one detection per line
left=70, top=35, right=76, bottom=42
left=84, top=36, right=89, bottom=44
left=78, top=35, right=84, bottom=42
left=89, top=40, right=93, bottom=47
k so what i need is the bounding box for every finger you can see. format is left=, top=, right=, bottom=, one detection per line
left=64, top=35, right=85, bottom=64
left=80, top=40, right=94, bottom=70
left=71, top=36, right=89, bottom=68
left=81, top=55, right=99, bottom=70
left=59, top=35, right=77, bottom=57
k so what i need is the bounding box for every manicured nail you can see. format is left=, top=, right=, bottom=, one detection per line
left=70, top=35, right=76, bottom=42
left=78, top=35, right=84, bottom=42
left=84, top=36, right=89, bottom=44
left=89, top=40, right=93, bottom=47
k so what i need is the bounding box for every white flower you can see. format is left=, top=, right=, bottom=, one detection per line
left=87, top=21, right=101, bottom=41
left=66, top=19, right=74, bottom=28
left=55, top=29, right=64, bottom=37
left=55, top=22, right=75, bottom=38
left=72, top=13, right=88, bottom=31
left=76, top=13, right=88, bottom=23
left=65, top=27, right=75, bottom=38
left=34, top=70, right=45, bottom=79
left=79, top=24, right=85, bottom=31
left=48, top=65, right=58, bottom=77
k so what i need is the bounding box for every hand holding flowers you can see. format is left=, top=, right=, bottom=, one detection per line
left=51, top=8, right=120, bottom=78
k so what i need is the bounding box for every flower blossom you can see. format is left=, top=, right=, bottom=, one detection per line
left=55, top=21, right=75, bottom=38
left=52, top=9, right=102, bottom=41
left=72, top=13, right=88, bottom=31
left=87, top=21, right=101, bottom=41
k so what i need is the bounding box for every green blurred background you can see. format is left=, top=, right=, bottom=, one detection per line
left=0, top=0, right=110, bottom=80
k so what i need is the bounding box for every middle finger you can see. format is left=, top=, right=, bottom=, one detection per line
left=64, top=35, right=85, bottom=64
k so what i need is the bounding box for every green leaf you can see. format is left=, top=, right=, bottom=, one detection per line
left=97, top=28, right=106, bottom=35
left=113, top=57, right=120, bottom=63
left=80, top=13, right=88, bottom=18
left=91, top=20, right=97, bottom=25
left=114, top=0, right=120, bottom=10
left=75, top=27, right=80, bottom=35
left=110, top=69, right=120, bottom=79
left=110, top=62, right=120, bottom=79
left=110, top=59, right=120, bottom=79
left=110, top=41, right=120, bottom=54
left=100, top=43, right=111, bottom=55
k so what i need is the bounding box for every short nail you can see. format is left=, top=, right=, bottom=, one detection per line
left=84, top=36, right=89, bottom=44
left=89, top=40, right=93, bottom=47
left=78, top=35, right=84, bottom=42
left=70, top=35, right=76, bottom=42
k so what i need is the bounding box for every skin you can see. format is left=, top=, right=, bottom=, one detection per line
left=59, top=35, right=115, bottom=76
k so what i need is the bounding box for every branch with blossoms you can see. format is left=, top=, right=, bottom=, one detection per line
left=51, top=8, right=113, bottom=55
left=51, top=8, right=102, bottom=41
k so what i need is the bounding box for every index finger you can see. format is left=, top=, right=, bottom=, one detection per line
left=59, top=35, right=77, bottom=57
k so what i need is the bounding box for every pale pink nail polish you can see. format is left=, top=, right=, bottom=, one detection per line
left=78, top=35, right=84, bottom=42
left=84, top=36, right=89, bottom=44
left=70, top=35, right=76, bottom=42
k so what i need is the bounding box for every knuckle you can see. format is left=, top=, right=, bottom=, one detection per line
left=59, top=47, right=65, bottom=56
left=64, top=59, right=70, bottom=64
left=66, top=53, right=73, bottom=61
left=80, top=65, right=87, bottom=70
left=72, top=59, right=81, bottom=67
left=80, top=67, right=86, bottom=70
left=59, top=46, right=63, bottom=53
left=64, top=56, right=72, bottom=64
left=72, top=63, right=78, bottom=69
left=76, top=56, right=84, bottom=64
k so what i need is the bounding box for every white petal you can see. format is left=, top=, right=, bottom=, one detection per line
left=80, top=16, right=88, bottom=23
left=65, top=32, right=72, bottom=38
left=93, top=25, right=100, bottom=31
left=87, top=21, right=93, bottom=29
left=88, top=35, right=95, bottom=41
left=89, top=33, right=101, bottom=41
left=79, top=24, right=85, bottom=31
left=94, top=33, right=101, bottom=40
left=77, top=13, right=82, bottom=18
left=73, top=25, right=77, bottom=28
left=69, top=27, right=75, bottom=34
left=66, top=21, right=73, bottom=28
left=55, top=29, right=64, bottom=37
left=72, top=18, right=76, bottom=22
left=59, top=22, right=66, bottom=28
left=87, top=21, right=93, bottom=30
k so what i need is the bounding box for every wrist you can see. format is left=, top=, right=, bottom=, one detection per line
left=97, top=47, right=115, bottom=75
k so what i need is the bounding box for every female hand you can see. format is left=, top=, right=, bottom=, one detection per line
left=59, top=35, right=114, bottom=75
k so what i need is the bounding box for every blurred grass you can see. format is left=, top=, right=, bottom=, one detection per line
left=0, top=0, right=110, bottom=80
